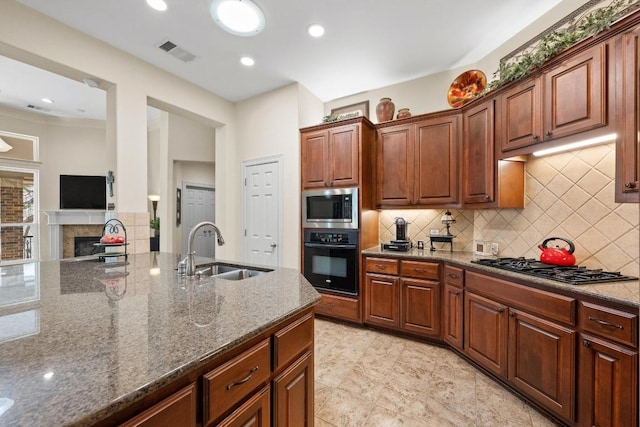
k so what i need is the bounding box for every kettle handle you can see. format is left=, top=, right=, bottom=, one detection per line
left=540, top=237, right=575, bottom=254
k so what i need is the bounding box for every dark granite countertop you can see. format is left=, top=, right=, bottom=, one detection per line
left=0, top=253, right=320, bottom=426
left=362, top=247, right=639, bottom=308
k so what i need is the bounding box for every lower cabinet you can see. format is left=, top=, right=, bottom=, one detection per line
left=120, top=383, right=197, bottom=427
left=464, top=272, right=577, bottom=422
left=217, top=385, right=271, bottom=427
left=364, top=257, right=440, bottom=339
left=273, top=351, right=314, bottom=427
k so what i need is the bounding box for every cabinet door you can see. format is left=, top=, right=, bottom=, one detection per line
left=443, top=283, right=463, bottom=350
left=508, top=309, right=576, bottom=422
left=301, top=129, right=329, bottom=189
left=216, top=385, right=271, bottom=427
left=273, top=351, right=314, bottom=427
left=463, top=99, right=495, bottom=205
left=543, top=43, right=607, bottom=141
left=579, top=334, right=638, bottom=427
left=615, top=26, right=639, bottom=202
left=328, top=124, right=359, bottom=187
left=365, top=273, right=399, bottom=327
left=464, top=291, right=507, bottom=377
left=400, top=278, right=440, bottom=338
left=501, top=77, right=542, bottom=151
left=376, top=124, right=414, bottom=206
left=414, top=115, right=460, bottom=205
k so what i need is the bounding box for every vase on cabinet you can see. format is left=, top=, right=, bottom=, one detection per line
left=376, top=98, right=395, bottom=122
left=397, top=108, right=411, bottom=119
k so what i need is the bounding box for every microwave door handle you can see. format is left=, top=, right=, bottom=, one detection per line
left=304, top=243, right=356, bottom=249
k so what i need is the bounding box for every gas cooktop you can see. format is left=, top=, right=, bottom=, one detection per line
left=472, top=257, right=638, bottom=285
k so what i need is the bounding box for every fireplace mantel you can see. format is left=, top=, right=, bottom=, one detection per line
left=43, top=210, right=114, bottom=259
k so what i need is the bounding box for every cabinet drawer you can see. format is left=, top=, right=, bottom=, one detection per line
left=466, top=271, right=576, bottom=325
left=401, top=260, right=439, bottom=280
left=443, top=265, right=464, bottom=286
left=273, top=313, right=313, bottom=371
left=365, top=257, right=399, bottom=275
left=203, top=339, right=271, bottom=424
left=580, top=302, right=638, bottom=348
left=315, top=293, right=360, bottom=322
left=120, top=383, right=196, bottom=427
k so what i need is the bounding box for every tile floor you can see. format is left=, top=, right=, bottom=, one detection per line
left=314, top=318, right=560, bottom=427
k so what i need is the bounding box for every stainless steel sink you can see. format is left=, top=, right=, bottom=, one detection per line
left=194, top=262, right=272, bottom=280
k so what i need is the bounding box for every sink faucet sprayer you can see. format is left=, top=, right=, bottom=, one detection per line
left=180, top=221, right=225, bottom=276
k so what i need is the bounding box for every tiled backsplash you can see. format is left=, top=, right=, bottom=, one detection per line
left=379, top=143, right=639, bottom=277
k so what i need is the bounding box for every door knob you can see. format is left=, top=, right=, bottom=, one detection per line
left=270, top=243, right=277, bottom=248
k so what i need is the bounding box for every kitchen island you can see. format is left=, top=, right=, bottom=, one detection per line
left=0, top=253, right=320, bottom=426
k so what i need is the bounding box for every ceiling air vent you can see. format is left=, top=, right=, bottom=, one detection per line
left=26, top=104, right=50, bottom=112
left=157, top=39, right=197, bottom=63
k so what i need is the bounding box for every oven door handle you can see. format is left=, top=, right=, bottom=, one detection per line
left=304, top=243, right=357, bottom=250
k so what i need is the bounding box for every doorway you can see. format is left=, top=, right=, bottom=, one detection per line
left=181, top=183, right=215, bottom=258
left=242, top=156, right=282, bottom=267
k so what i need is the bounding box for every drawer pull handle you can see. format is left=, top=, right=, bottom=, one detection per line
left=625, top=182, right=637, bottom=189
left=583, top=340, right=591, bottom=348
left=226, top=366, right=259, bottom=390
left=588, top=316, right=623, bottom=329
left=497, top=308, right=505, bottom=314
left=375, top=264, right=388, bottom=269
left=447, top=273, right=459, bottom=279
left=509, top=312, right=516, bottom=318
left=414, top=268, right=427, bottom=273
left=453, top=291, right=461, bottom=297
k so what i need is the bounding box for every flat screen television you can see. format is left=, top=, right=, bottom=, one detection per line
left=59, top=175, right=107, bottom=209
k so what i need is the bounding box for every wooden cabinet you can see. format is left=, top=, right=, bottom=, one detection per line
left=464, top=271, right=577, bottom=422
left=443, top=265, right=464, bottom=351
left=120, top=383, right=197, bottom=427
left=501, top=43, right=608, bottom=155
left=376, top=114, right=460, bottom=207
left=301, top=119, right=375, bottom=190
left=577, top=301, right=639, bottom=427
left=615, top=25, right=640, bottom=203
left=543, top=43, right=608, bottom=142
left=462, top=97, right=524, bottom=208
left=216, top=385, right=270, bottom=427
left=364, top=257, right=440, bottom=338
left=314, top=293, right=360, bottom=323
left=508, top=309, right=575, bottom=421
left=273, top=351, right=314, bottom=427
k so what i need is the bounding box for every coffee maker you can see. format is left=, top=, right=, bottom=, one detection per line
left=381, top=217, right=412, bottom=252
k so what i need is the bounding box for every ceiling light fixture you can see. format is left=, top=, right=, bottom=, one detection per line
left=307, top=24, right=325, bottom=38
left=0, top=137, right=13, bottom=152
left=240, top=56, right=255, bottom=66
left=532, top=133, right=618, bottom=157
left=210, top=0, right=265, bottom=36
left=146, top=0, right=168, bottom=11
left=41, top=98, right=54, bottom=104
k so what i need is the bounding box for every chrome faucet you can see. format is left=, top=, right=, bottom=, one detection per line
left=183, top=221, right=225, bottom=276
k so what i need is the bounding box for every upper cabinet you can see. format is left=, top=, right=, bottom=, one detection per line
left=463, top=97, right=525, bottom=208
left=614, top=25, right=639, bottom=203
left=501, top=43, right=608, bottom=154
left=376, top=112, right=460, bottom=208
left=301, top=118, right=374, bottom=189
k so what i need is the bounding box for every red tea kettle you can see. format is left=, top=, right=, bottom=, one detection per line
left=538, top=237, right=576, bottom=266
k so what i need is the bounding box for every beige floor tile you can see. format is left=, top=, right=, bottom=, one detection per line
left=314, top=319, right=557, bottom=427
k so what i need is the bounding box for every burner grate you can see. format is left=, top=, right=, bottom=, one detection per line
left=472, top=257, right=638, bottom=285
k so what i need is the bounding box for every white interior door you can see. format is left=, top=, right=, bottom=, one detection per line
left=182, top=184, right=215, bottom=258
left=243, top=157, right=281, bottom=267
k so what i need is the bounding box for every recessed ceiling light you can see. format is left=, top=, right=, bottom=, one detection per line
left=240, top=56, right=255, bottom=66
left=41, top=98, right=54, bottom=104
left=146, top=0, right=167, bottom=11
left=210, top=0, right=265, bottom=36
left=307, top=24, right=325, bottom=38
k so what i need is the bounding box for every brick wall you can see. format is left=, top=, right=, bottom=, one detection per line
left=1, top=178, right=24, bottom=260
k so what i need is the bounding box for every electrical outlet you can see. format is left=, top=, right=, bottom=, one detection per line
left=490, top=242, right=499, bottom=256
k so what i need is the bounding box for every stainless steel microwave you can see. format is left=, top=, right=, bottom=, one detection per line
left=302, top=187, right=358, bottom=229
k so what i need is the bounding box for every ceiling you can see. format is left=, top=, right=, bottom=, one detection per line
left=3, top=0, right=565, bottom=120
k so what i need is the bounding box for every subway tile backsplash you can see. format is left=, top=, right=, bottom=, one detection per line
left=379, top=143, right=639, bottom=277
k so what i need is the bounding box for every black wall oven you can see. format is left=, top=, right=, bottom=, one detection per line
left=303, top=229, right=358, bottom=296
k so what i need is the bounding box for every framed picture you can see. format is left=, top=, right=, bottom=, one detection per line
left=331, top=100, right=369, bottom=119
left=176, top=188, right=181, bottom=226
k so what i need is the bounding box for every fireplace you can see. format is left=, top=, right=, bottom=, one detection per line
left=74, top=236, right=104, bottom=257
